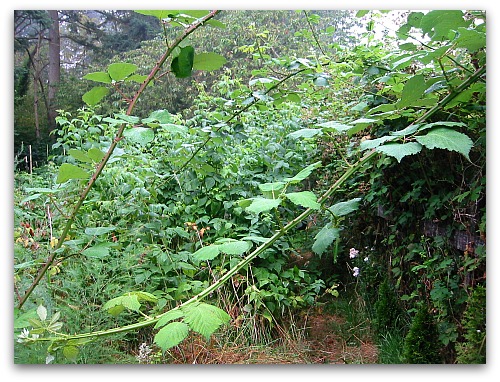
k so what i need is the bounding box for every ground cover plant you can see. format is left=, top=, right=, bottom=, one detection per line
left=14, top=10, right=486, bottom=364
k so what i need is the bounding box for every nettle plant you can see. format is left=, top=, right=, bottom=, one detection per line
left=15, top=10, right=485, bottom=362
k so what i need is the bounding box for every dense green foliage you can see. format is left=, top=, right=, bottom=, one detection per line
left=14, top=10, right=486, bottom=364
left=402, top=303, right=442, bottom=363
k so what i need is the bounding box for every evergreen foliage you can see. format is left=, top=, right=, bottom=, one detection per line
left=456, top=286, right=486, bottom=364
left=373, top=278, right=404, bottom=336
left=402, top=303, right=442, bottom=364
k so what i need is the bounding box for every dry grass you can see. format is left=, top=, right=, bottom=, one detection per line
left=135, top=307, right=379, bottom=364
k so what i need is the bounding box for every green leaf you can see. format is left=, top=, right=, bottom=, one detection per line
left=154, top=322, right=190, bottom=351
left=420, top=121, right=467, bottom=130
left=217, top=240, right=252, bottom=255
left=83, top=71, right=112, bottom=84
left=56, top=163, right=89, bottom=183
left=63, top=346, right=79, bottom=362
left=144, top=109, right=174, bottom=124
left=390, top=54, right=411, bottom=70
left=103, top=293, right=141, bottom=315
left=415, top=128, right=473, bottom=160
left=193, top=52, right=227, bottom=71
left=115, top=113, right=140, bottom=124
left=288, top=128, right=323, bottom=139
left=132, top=291, right=158, bottom=303
left=171, top=46, right=195, bottom=78
left=193, top=245, right=220, bottom=261
left=315, top=121, right=352, bottom=134
left=284, top=161, right=322, bottom=183
left=124, top=127, right=155, bottom=145
left=397, top=74, right=427, bottom=109
left=155, top=309, right=185, bottom=329
left=312, top=224, right=340, bottom=256
left=329, top=198, right=362, bottom=217
left=82, top=242, right=114, bottom=258
left=107, top=63, right=138, bottom=82
left=360, top=136, right=395, bottom=151
left=181, top=302, right=230, bottom=340
left=37, top=305, right=47, bottom=321
left=376, top=142, right=423, bottom=163
left=420, top=10, right=469, bottom=40
left=160, top=124, right=188, bottom=135
left=82, top=86, right=109, bottom=106
left=14, top=308, right=38, bottom=329
left=68, top=149, right=93, bottom=164
left=84, top=226, right=116, bottom=236
left=126, top=74, right=148, bottom=83
left=258, top=181, right=286, bottom=199
left=206, top=19, right=226, bottom=28
left=135, top=10, right=176, bottom=20
left=347, top=118, right=377, bottom=136
left=178, top=10, right=211, bottom=18
left=390, top=124, right=422, bottom=137
left=245, top=197, right=282, bottom=214
left=455, top=27, right=485, bottom=52
left=286, top=93, right=301, bottom=103
left=87, top=148, right=105, bottom=162
left=285, top=191, right=321, bottom=210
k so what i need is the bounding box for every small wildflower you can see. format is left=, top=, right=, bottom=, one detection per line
left=353, top=267, right=360, bottom=277
left=364, top=256, right=369, bottom=262
left=349, top=248, right=359, bottom=259
left=17, top=328, right=30, bottom=343
left=17, top=328, right=39, bottom=343
left=136, top=342, right=152, bottom=363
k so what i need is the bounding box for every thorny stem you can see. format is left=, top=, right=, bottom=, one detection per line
left=17, top=10, right=221, bottom=309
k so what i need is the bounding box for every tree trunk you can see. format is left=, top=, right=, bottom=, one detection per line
left=47, top=10, right=60, bottom=133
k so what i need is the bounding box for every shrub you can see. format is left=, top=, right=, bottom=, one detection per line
left=402, top=303, right=442, bottom=364
left=456, top=285, right=486, bottom=364
left=373, top=278, right=404, bottom=336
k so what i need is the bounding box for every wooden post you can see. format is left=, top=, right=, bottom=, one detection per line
left=29, top=145, right=33, bottom=174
